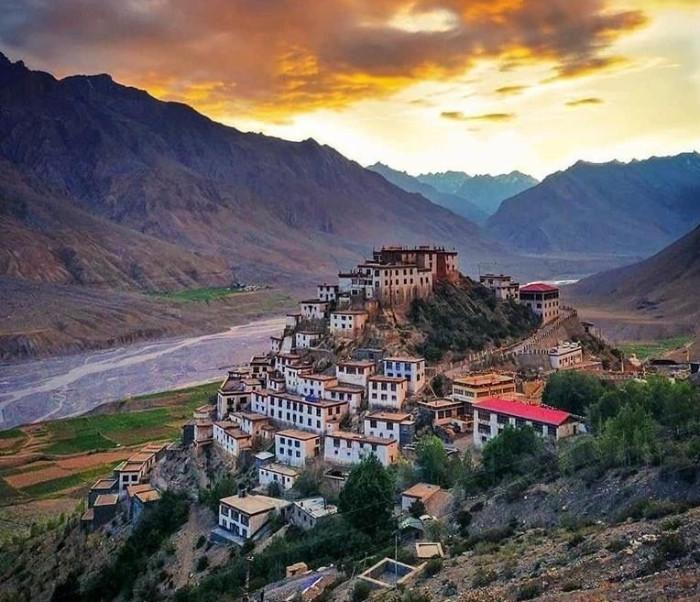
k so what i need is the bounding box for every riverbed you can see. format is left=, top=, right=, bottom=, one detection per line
left=0, top=317, right=286, bottom=428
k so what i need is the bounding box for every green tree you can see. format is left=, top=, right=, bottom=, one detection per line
left=339, top=455, right=394, bottom=535
left=597, top=404, right=658, bottom=467
left=415, top=435, right=450, bottom=486
left=481, top=426, right=543, bottom=484
left=542, top=371, right=605, bottom=415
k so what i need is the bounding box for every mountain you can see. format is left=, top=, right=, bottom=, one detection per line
left=568, top=225, right=700, bottom=326
left=0, top=53, right=503, bottom=291
left=367, top=162, right=488, bottom=223
left=417, top=170, right=538, bottom=216
left=487, top=153, right=700, bottom=257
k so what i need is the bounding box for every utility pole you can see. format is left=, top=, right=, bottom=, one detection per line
left=244, top=554, right=254, bottom=601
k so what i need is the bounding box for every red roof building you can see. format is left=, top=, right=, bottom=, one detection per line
left=519, top=282, right=559, bottom=294
left=472, top=397, right=582, bottom=447
left=519, top=282, right=560, bottom=324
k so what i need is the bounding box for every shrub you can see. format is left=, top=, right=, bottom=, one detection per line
left=661, top=517, right=682, bottom=531
left=196, top=556, right=209, bottom=572
left=472, top=567, right=497, bottom=587
left=606, top=537, right=628, bottom=552
left=567, top=532, right=585, bottom=548
left=655, top=533, right=687, bottom=562
left=195, top=535, right=206, bottom=550
left=561, top=580, right=581, bottom=592
left=516, top=581, right=542, bottom=600
left=424, top=558, right=443, bottom=577
left=351, top=580, right=371, bottom=602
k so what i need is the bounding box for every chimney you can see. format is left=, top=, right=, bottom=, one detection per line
left=238, top=483, right=247, bottom=498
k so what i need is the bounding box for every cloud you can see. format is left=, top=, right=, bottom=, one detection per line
left=495, top=85, right=528, bottom=95
left=441, top=111, right=515, bottom=122
left=0, top=0, right=648, bottom=121
left=566, top=97, right=604, bottom=107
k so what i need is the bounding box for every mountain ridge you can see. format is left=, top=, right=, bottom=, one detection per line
left=487, top=152, right=700, bottom=256
left=0, top=53, right=503, bottom=290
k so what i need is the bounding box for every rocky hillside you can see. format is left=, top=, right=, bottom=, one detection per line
left=368, top=163, right=488, bottom=223
left=487, top=153, right=700, bottom=257
left=0, top=53, right=502, bottom=290
left=418, top=170, right=538, bottom=216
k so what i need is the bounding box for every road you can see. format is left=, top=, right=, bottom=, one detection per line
left=0, top=317, right=286, bottom=429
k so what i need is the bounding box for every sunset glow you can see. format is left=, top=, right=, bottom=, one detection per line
left=2, top=0, right=698, bottom=177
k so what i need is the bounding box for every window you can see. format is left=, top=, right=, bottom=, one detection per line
left=370, top=419, right=377, bottom=428
left=478, top=423, right=491, bottom=434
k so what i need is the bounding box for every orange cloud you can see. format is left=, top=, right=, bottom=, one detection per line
left=0, top=0, right=648, bottom=121
left=442, top=111, right=515, bottom=122
left=566, top=97, right=604, bottom=107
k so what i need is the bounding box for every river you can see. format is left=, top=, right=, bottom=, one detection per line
left=0, top=317, right=286, bottom=429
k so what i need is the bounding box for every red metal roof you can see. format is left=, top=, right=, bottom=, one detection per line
left=519, top=282, right=559, bottom=293
left=474, top=397, right=571, bottom=426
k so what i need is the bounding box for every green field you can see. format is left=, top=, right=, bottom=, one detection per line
left=4, top=381, right=220, bottom=456
left=151, top=286, right=247, bottom=303
left=619, top=336, right=693, bottom=360
left=20, top=463, right=121, bottom=498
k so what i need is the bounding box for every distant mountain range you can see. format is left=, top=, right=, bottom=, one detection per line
left=487, top=153, right=700, bottom=257
left=0, top=53, right=503, bottom=291
left=569, top=225, right=700, bottom=326
left=417, top=170, right=539, bottom=216
left=367, top=163, right=488, bottom=223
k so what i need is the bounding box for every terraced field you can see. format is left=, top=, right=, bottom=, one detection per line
left=0, top=381, right=218, bottom=539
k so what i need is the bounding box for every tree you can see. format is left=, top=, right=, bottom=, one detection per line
left=339, top=455, right=394, bottom=535
left=415, top=435, right=450, bottom=486
left=431, top=374, right=446, bottom=397
left=409, top=499, right=426, bottom=518
left=481, top=426, right=543, bottom=484
left=597, top=403, right=658, bottom=467
left=542, top=371, right=605, bottom=415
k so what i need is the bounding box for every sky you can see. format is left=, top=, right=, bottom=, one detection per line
left=1, top=0, right=699, bottom=179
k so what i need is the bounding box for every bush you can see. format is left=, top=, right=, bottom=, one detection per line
left=196, top=556, right=209, bottom=572
left=351, top=580, right=371, bottom=602
left=606, top=537, right=628, bottom=552
left=472, top=567, right=497, bottom=587
left=516, top=581, right=542, bottom=600
left=561, top=580, right=581, bottom=592
left=661, top=517, right=682, bottom=531
left=655, top=533, right=687, bottom=562
left=195, top=535, right=206, bottom=550
left=424, top=558, right=443, bottom=577
left=567, top=532, right=585, bottom=548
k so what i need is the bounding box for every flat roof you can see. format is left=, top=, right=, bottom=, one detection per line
left=235, top=412, right=270, bottom=421
left=294, top=497, right=337, bottom=519
left=366, top=411, right=412, bottom=422
left=261, top=463, right=300, bottom=478
left=453, top=373, right=515, bottom=387
left=300, top=299, right=328, bottom=304
left=402, top=482, right=441, bottom=501
left=94, top=493, right=119, bottom=507
left=474, top=397, right=572, bottom=426
left=127, top=483, right=155, bottom=497
left=92, top=478, right=117, bottom=489
left=301, top=373, right=337, bottom=381
left=327, top=383, right=365, bottom=393
left=276, top=429, right=320, bottom=440
left=220, top=494, right=290, bottom=516
left=115, top=461, right=145, bottom=473
left=368, top=375, right=407, bottom=383
left=331, top=309, right=369, bottom=316
left=337, top=360, right=375, bottom=368
left=326, top=430, right=396, bottom=446
left=223, top=428, right=252, bottom=439
left=127, top=452, right=155, bottom=463
left=383, top=356, right=424, bottom=363
left=418, top=399, right=462, bottom=409
left=135, top=489, right=161, bottom=503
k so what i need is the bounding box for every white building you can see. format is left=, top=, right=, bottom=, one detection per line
left=324, top=431, right=399, bottom=467
left=519, top=283, right=560, bottom=324
left=231, top=412, right=272, bottom=438
left=216, top=371, right=262, bottom=420
left=251, top=390, right=347, bottom=434
left=317, top=284, right=339, bottom=302
left=299, top=299, right=328, bottom=321
left=367, top=375, right=408, bottom=410
left=336, top=360, right=376, bottom=388
left=325, top=383, right=364, bottom=412
left=382, top=356, right=425, bottom=395
left=259, top=463, right=300, bottom=491
left=218, top=493, right=290, bottom=544
left=283, top=362, right=312, bottom=395
left=472, top=398, right=581, bottom=448
left=213, top=421, right=252, bottom=457
left=329, top=310, right=369, bottom=337
left=479, top=274, right=520, bottom=301
left=548, top=341, right=583, bottom=369
left=288, top=497, right=337, bottom=530
left=295, top=331, right=321, bottom=350
left=363, top=411, right=413, bottom=442
left=274, top=429, right=321, bottom=467
left=298, top=373, right=338, bottom=400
